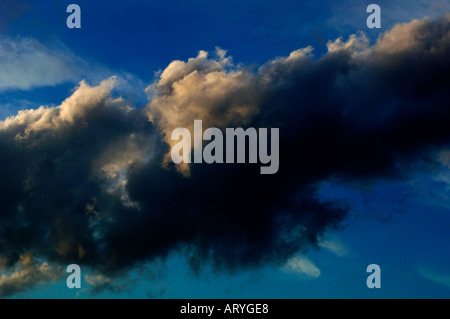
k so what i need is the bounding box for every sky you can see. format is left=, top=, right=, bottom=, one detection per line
left=0, top=0, right=449, bottom=299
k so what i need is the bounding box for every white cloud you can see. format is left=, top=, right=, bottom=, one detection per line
left=327, top=32, right=369, bottom=54
left=0, top=77, right=121, bottom=134
left=0, top=37, right=79, bottom=91
left=282, top=256, right=321, bottom=279
left=319, top=239, right=350, bottom=257
left=0, top=36, right=110, bottom=92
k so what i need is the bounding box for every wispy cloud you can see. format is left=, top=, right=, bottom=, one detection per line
left=418, top=267, right=450, bottom=289
left=319, top=239, right=350, bottom=257
left=282, top=256, right=321, bottom=279
left=0, top=253, right=62, bottom=298
left=0, top=36, right=109, bottom=92
left=85, top=274, right=137, bottom=295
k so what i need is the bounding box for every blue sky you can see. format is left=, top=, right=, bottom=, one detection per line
left=1, top=0, right=447, bottom=109
left=22, top=176, right=450, bottom=299
left=1, top=0, right=449, bottom=298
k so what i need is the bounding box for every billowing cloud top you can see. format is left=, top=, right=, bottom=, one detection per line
left=0, top=15, right=449, bottom=296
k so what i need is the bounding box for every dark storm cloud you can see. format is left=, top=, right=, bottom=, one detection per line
left=0, top=15, right=449, bottom=296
